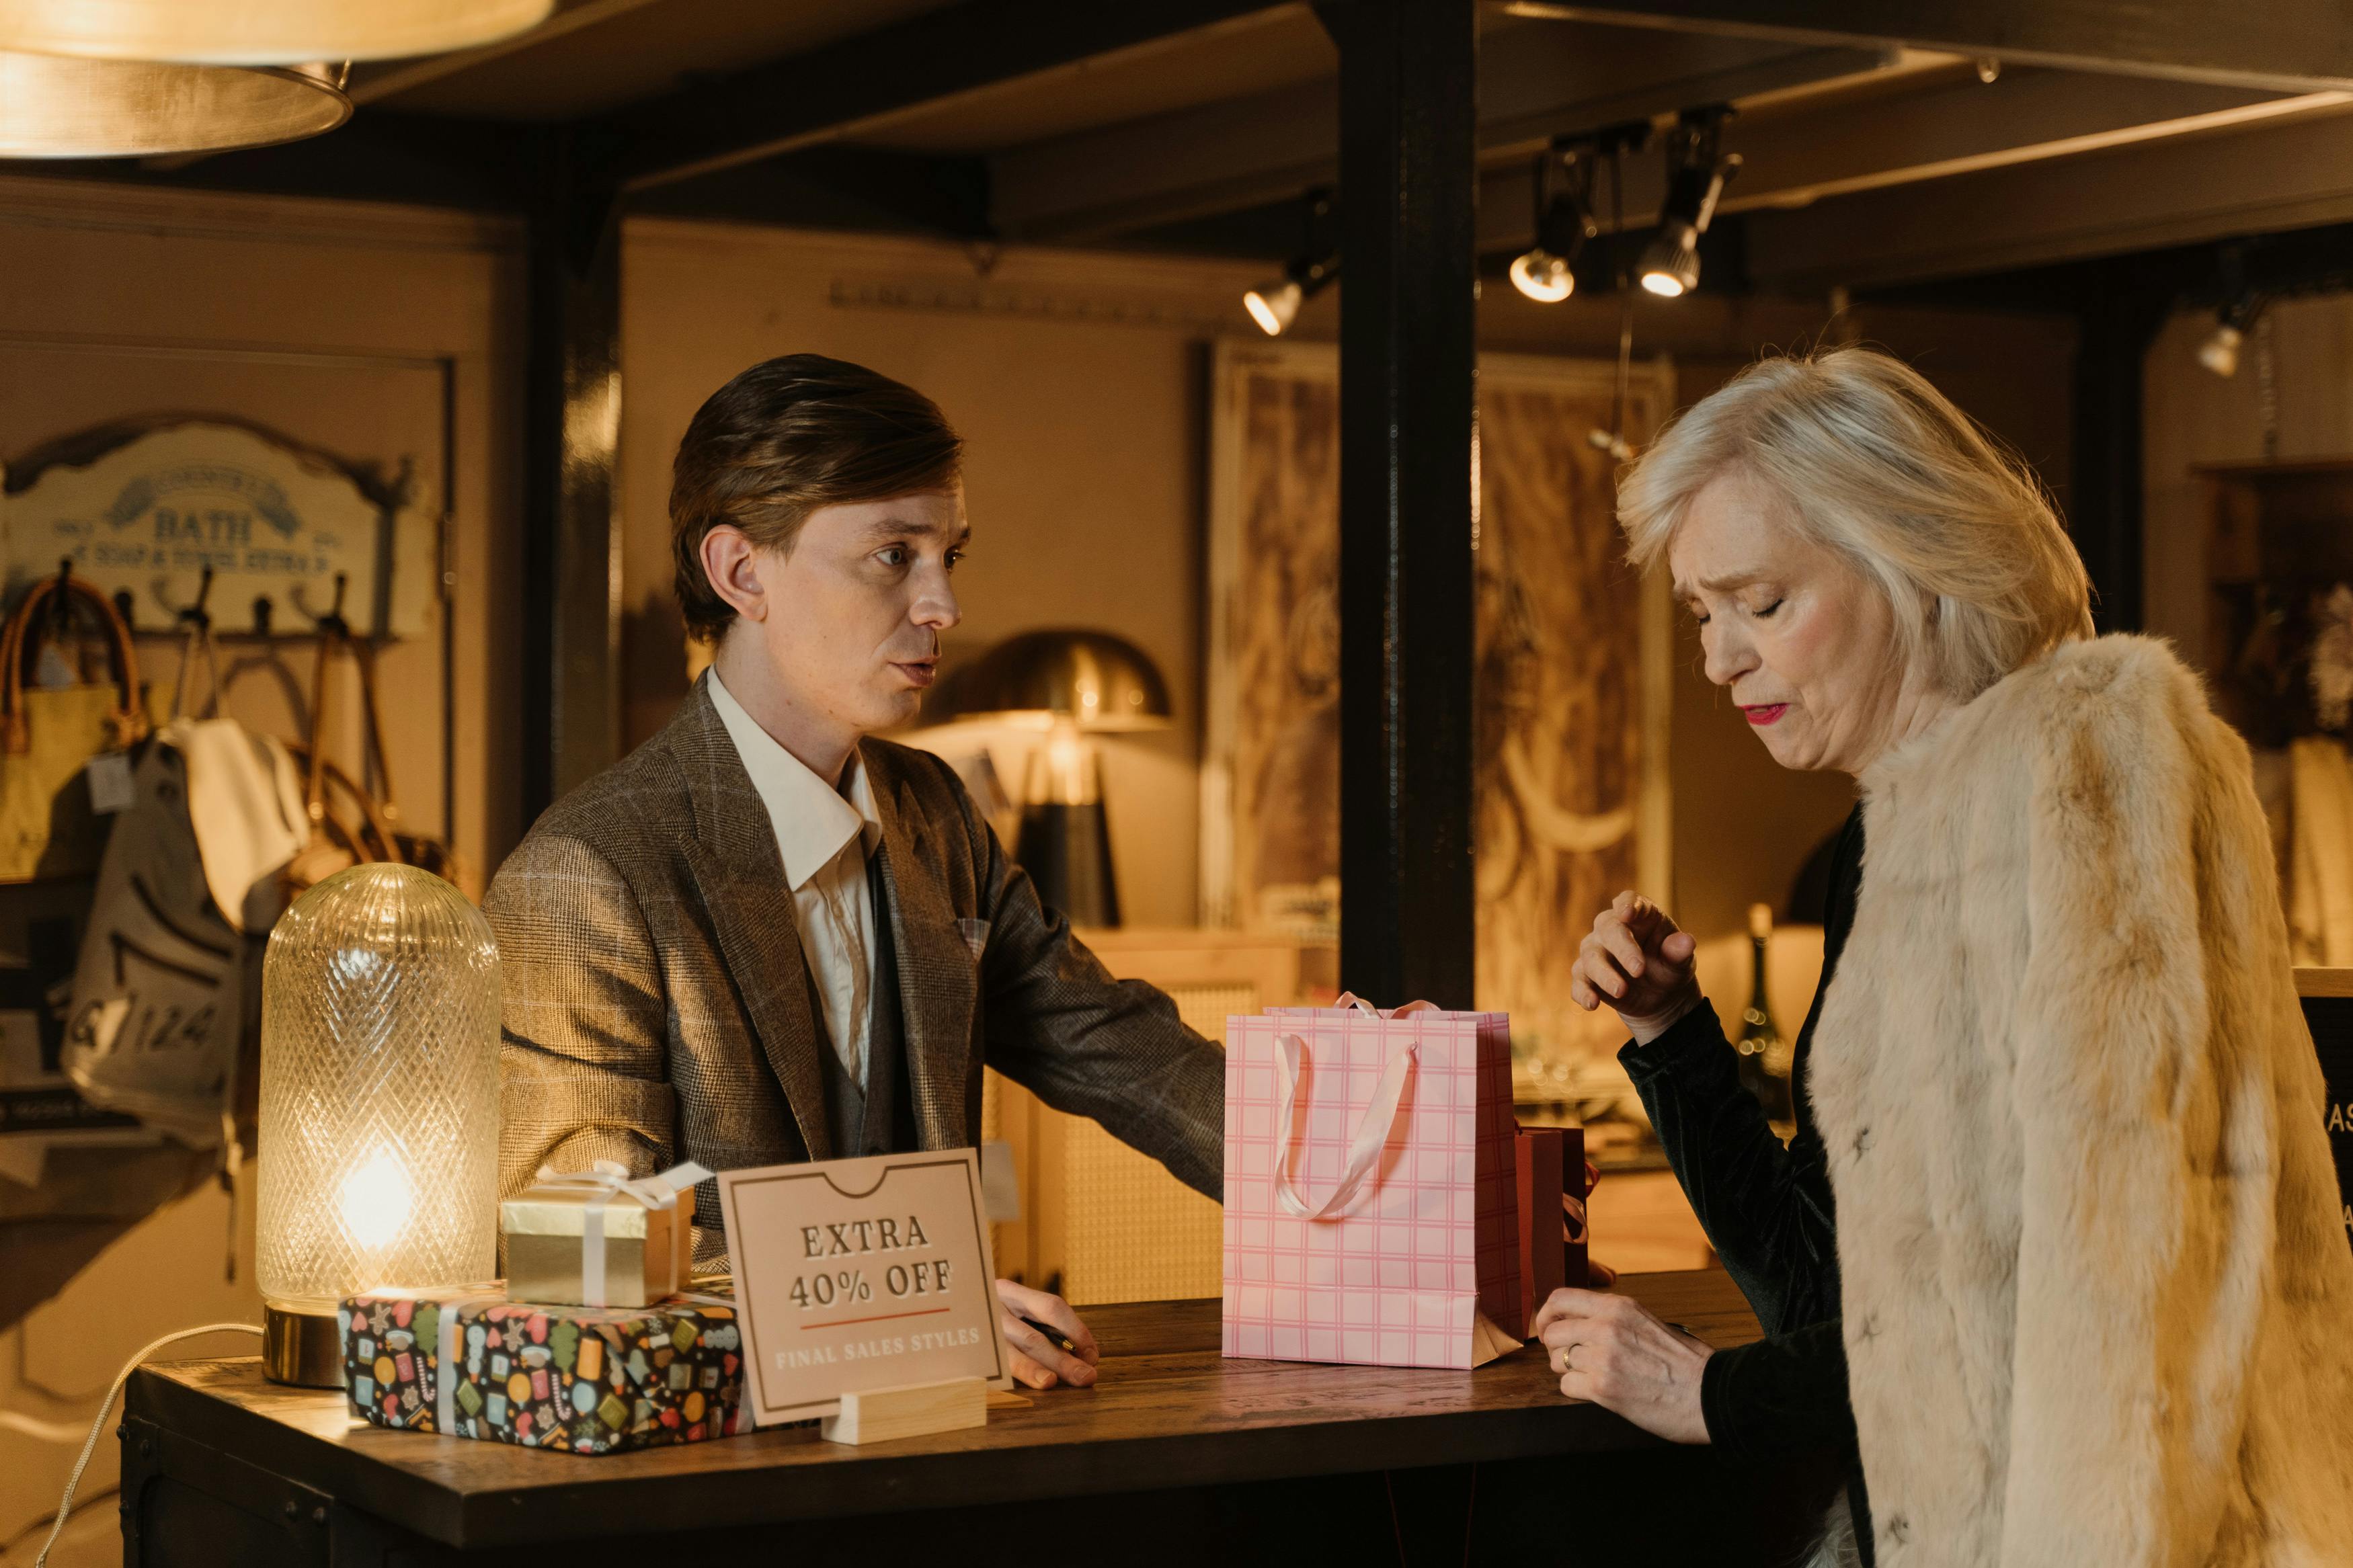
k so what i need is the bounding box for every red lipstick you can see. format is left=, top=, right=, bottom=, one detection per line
left=1742, top=704, right=1788, bottom=726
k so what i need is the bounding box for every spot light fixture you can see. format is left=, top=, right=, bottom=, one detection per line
left=1638, top=107, right=1741, bottom=299
left=1510, top=143, right=1599, bottom=304
left=2199, top=300, right=2258, bottom=378
left=2199, top=243, right=2258, bottom=379
left=1244, top=188, right=1339, bottom=337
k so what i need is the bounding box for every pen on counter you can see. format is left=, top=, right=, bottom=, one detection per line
left=1017, top=1313, right=1080, bottom=1355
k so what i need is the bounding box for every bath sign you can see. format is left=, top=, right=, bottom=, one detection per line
left=1, top=417, right=432, bottom=637
left=718, top=1149, right=1012, bottom=1425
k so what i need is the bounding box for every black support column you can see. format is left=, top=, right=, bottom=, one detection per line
left=2069, top=285, right=2168, bottom=635
left=522, top=127, right=625, bottom=823
left=1324, top=0, right=1480, bottom=1007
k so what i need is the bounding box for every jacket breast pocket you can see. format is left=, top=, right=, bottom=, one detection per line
left=955, top=916, right=990, bottom=964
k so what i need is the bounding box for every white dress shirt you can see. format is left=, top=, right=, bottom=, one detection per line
left=707, top=668, right=884, bottom=1089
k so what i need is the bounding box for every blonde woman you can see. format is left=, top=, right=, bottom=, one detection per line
left=1539, top=346, right=2353, bottom=1565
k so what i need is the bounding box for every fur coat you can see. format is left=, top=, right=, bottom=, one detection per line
left=1810, top=634, right=2353, bottom=1567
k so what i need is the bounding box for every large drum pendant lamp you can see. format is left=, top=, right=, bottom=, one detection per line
left=0, top=0, right=553, bottom=65
left=0, top=53, right=349, bottom=157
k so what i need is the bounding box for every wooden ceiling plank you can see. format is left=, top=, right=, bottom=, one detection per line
left=345, top=0, right=665, bottom=106
left=607, top=0, right=1297, bottom=193
left=992, top=36, right=1889, bottom=242
left=1503, top=0, right=2353, bottom=93
left=1488, top=68, right=2346, bottom=250
left=1743, top=106, right=2353, bottom=288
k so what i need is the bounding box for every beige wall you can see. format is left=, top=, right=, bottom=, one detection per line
left=620, top=222, right=1269, bottom=927
left=1479, top=288, right=2078, bottom=944
left=0, top=177, right=525, bottom=1564
left=0, top=175, right=528, bottom=872
left=619, top=222, right=2079, bottom=943
left=2144, top=296, right=2353, bottom=675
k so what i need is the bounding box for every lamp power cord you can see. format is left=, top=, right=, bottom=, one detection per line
left=31, top=1322, right=263, bottom=1567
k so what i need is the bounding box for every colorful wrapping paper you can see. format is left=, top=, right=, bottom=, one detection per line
left=340, top=1288, right=744, bottom=1454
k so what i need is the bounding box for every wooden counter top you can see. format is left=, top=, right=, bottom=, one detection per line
left=126, top=1269, right=1755, bottom=1551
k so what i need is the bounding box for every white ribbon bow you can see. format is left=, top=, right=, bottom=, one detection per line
left=528, top=1159, right=714, bottom=1307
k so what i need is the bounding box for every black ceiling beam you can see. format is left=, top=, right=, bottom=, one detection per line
left=0, top=111, right=534, bottom=210
left=633, top=147, right=993, bottom=238
left=604, top=0, right=1290, bottom=195
left=1509, top=0, right=2353, bottom=92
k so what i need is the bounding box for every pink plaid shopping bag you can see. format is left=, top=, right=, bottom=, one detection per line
left=1222, top=996, right=1523, bottom=1369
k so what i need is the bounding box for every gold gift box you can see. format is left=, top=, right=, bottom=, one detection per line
left=500, top=1174, right=694, bottom=1310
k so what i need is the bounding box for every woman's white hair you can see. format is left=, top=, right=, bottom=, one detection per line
left=1618, top=345, right=2093, bottom=700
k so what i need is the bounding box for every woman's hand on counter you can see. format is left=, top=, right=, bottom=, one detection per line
left=1532, top=1286, right=1712, bottom=1444
left=994, top=1278, right=1101, bottom=1390
left=1570, top=891, right=1706, bottom=1044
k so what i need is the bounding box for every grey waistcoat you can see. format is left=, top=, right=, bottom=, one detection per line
left=812, top=850, right=912, bottom=1159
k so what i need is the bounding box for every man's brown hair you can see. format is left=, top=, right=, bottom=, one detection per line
left=670, top=354, right=964, bottom=641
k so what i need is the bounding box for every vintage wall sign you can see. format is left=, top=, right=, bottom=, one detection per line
left=718, top=1149, right=1011, bottom=1426
left=2309, top=991, right=2353, bottom=1248
left=1, top=417, right=432, bottom=638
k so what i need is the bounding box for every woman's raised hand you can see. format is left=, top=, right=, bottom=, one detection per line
left=1570, top=891, right=1704, bottom=1044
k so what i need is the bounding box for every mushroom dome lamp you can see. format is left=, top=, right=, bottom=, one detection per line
left=254, top=863, right=500, bottom=1386
left=936, top=629, right=1171, bottom=927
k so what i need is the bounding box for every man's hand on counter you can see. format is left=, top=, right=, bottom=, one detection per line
left=995, top=1278, right=1101, bottom=1390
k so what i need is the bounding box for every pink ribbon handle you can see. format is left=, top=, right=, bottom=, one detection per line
left=1331, top=992, right=1441, bottom=1018
left=1271, top=1030, right=1418, bottom=1221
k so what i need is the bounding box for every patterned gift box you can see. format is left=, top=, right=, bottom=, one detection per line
left=340, top=1288, right=744, bottom=1454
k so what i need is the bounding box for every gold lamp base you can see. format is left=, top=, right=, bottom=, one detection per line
left=262, top=1303, right=344, bottom=1388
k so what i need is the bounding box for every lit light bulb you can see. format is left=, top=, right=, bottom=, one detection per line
left=2198, top=321, right=2244, bottom=378
left=1640, top=270, right=1687, bottom=298
left=1510, top=247, right=1574, bottom=303
left=1244, top=277, right=1303, bottom=336
left=340, top=1147, right=415, bottom=1253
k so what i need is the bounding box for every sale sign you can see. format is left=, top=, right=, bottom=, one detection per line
left=717, top=1149, right=1012, bottom=1425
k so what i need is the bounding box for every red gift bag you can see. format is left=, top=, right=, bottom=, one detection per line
left=1512, top=1126, right=1595, bottom=1335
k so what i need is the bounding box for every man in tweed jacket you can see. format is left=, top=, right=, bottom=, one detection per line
left=487, top=356, right=1224, bottom=1389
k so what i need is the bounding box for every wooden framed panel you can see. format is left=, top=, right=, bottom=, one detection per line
left=1201, top=339, right=1676, bottom=1077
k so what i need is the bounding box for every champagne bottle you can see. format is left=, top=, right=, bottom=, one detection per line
left=1737, top=903, right=1796, bottom=1134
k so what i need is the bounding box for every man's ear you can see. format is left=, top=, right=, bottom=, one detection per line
left=701, top=524, right=768, bottom=624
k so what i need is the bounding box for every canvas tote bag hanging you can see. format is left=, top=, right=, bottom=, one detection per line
left=0, top=565, right=149, bottom=883
left=61, top=715, right=307, bottom=1147
left=1223, top=995, right=1523, bottom=1370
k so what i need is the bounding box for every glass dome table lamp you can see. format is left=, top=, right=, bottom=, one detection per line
left=255, top=864, right=500, bottom=1387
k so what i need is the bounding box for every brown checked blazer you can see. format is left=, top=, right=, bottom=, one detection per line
left=485, top=675, right=1225, bottom=1259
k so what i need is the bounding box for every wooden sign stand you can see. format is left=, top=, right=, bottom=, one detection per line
left=821, top=1376, right=987, bottom=1445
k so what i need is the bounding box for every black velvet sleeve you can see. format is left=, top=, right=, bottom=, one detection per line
left=1618, top=1002, right=1856, bottom=1470
left=1617, top=1005, right=1839, bottom=1335
left=1699, top=1319, right=1853, bottom=1464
